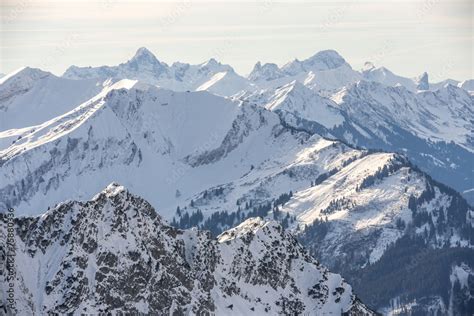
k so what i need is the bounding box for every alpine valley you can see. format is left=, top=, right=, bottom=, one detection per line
left=1, top=48, right=473, bottom=315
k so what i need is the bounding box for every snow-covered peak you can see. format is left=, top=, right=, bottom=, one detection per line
left=203, top=57, right=219, bottom=67
left=62, top=47, right=169, bottom=84
left=248, top=61, right=285, bottom=82
left=415, top=72, right=429, bottom=90
left=361, top=65, right=425, bottom=91
left=281, top=50, right=348, bottom=76
left=132, top=47, right=158, bottom=61
left=0, top=66, right=51, bottom=88
left=281, top=58, right=306, bottom=76
left=0, top=67, right=106, bottom=131
left=333, top=79, right=474, bottom=153
left=217, top=217, right=269, bottom=242
left=0, top=67, right=52, bottom=108
left=10, top=184, right=374, bottom=315
left=196, top=70, right=256, bottom=96
left=199, top=57, right=228, bottom=70
left=123, top=47, right=168, bottom=75
left=303, top=49, right=347, bottom=71
left=62, top=48, right=248, bottom=96
left=130, top=47, right=160, bottom=64
left=261, top=80, right=345, bottom=129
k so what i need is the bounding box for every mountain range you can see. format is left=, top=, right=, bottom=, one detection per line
left=1, top=47, right=473, bottom=315
left=3, top=47, right=473, bottom=204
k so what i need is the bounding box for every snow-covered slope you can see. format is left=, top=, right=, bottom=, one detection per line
left=62, top=46, right=474, bottom=100
left=61, top=46, right=474, bottom=98
left=244, top=77, right=474, bottom=203
left=288, top=154, right=473, bottom=267
left=333, top=81, right=474, bottom=151
left=332, top=81, right=474, bottom=203
left=248, top=62, right=285, bottom=82
left=239, top=80, right=344, bottom=131
left=1, top=78, right=471, bottom=258
left=2, top=47, right=474, bottom=314
left=361, top=63, right=424, bottom=91
left=248, top=50, right=362, bottom=94
left=0, top=79, right=321, bottom=216
left=196, top=70, right=256, bottom=96
left=0, top=67, right=105, bottom=132
left=5, top=183, right=373, bottom=315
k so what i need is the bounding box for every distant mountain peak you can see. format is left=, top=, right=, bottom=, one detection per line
left=0, top=67, right=53, bottom=104
left=303, top=49, right=347, bottom=70
left=280, top=50, right=347, bottom=76
left=130, top=47, right=160, bottom=64
left=0, top=66, right=51, bottom=84
left=415, top=71, right=429, bottom=90
left=248, top=61, right=284, bottom=81
left=202, top=57, right=219, bottom=67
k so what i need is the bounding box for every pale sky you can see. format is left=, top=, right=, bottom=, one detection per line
left=0, top=0, right=472, bottom=81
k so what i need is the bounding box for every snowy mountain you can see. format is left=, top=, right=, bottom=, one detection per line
left=1, top=47, right=473, bottom=314
left=3, top=183, right=374, bottom=315
left=248, top=61, right=285, bottom=82
left=60, top=47, right=474, bottom=98
left=361, top=64, right=425, bottom=92
left=1, top=77, right=472, bottom=313
left=0, top=80, right=305, bottom=216
left=237, top=80, right=344, bottom=132
left=196, top=69, right=256, bottom=97
left=242, top=79, right=474, bottom=204
left=459, top=79, right=474, bottom=94
left=0, top=67, right=105, bottom=132
left=63, top=48, right=252, bottom=97
left=247, top=50, right=362, bottom=94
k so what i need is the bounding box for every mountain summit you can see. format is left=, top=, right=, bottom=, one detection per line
left=6, top=183, right=374, bottom=315
left=130, top=47, right=160, bottom=63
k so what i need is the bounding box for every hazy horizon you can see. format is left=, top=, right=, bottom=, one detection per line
left=1, top=0, right=472, bottom=81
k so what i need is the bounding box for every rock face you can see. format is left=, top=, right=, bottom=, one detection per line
left=5, top=183, right=374, bottom=315
left=415, top=72, right=429, bottom=90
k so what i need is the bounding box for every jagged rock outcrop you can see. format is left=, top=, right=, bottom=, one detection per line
left=3, top=183, right=374, bottom=315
